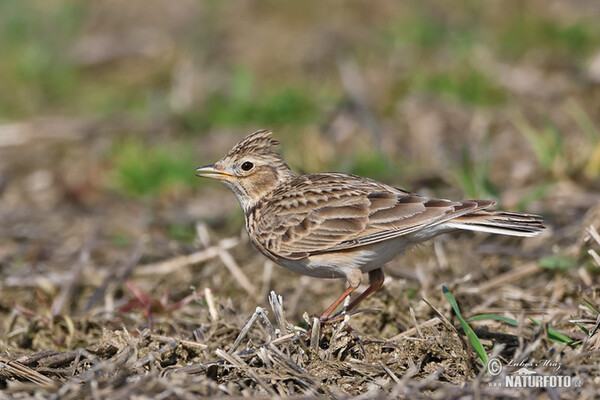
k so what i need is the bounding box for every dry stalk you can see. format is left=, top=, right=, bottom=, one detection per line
left=204, top=287, right=219, bottom=321
left=134, top=237, right=239, bottom=276
left=218, top=248, right=258, bottom=298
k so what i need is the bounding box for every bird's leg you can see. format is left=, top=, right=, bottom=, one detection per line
left=343, top=268, right=385, bottom=314
left=318, top=269, right=362, bottom=322
left=318, top=286, right=357, bottom=322
left=310, top=269, right=384, bottom=357
left=315, top=269, right=383, bottom=359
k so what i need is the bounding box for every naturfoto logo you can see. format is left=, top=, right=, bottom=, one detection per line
left=487, top=358, right=582, bottom=389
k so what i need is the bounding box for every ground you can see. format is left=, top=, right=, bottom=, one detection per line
left=1, top=1, right=600, bottom=399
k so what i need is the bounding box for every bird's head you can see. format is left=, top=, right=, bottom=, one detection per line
left=196, top=130, right=295, bottom=212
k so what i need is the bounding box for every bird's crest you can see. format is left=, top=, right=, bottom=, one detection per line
left=225, top=130, right=280, bottom=159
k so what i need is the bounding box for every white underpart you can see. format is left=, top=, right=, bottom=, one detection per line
left=276, top=230, right=444, bottom=280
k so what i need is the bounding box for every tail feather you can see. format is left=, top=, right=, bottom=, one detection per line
left=445, top=210, right=545, bottom=237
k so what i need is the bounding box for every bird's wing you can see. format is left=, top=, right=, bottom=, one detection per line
left=252, top=174, right=493, bottom=260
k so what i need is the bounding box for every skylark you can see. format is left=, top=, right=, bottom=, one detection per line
left=196, top=130, right=544, bottom=321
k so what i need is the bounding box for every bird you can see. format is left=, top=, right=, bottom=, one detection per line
left=196, top=130, right=544, bottom=322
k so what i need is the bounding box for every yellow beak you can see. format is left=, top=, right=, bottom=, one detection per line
left=195, top=164, right=233, bottom=180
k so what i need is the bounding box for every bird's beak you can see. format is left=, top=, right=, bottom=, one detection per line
left=195, top=164, right=233, bottom=180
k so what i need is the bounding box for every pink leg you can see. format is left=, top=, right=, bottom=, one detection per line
left=318, top=285, right=358, bottom=321
left=345, top=268, right=385, bottom=313
left=318, top=268, right=362, bottom=321
left=319, top=268, right=385, bottom=322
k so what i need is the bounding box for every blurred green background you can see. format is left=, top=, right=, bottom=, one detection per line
left=1, top=0, right=600, bottom=220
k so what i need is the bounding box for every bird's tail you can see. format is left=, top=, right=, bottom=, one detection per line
left=445, top=210, right=545, bottom=237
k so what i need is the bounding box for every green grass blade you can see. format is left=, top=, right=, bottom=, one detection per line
left=575, top=322, right=589, bottom=335
left=467, top=314, right=519, bottom=326
left=582, top=298, right=600, bottom=315
left=529, top=317, right=574, bottom=344
left=467, top=314, right=579, bottom=345
left=538, top=254, right=577, bottom=270
left=442, top=286, right=488, bottom=364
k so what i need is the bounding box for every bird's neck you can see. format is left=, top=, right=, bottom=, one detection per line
left=231, top=166, right=296, bottom=215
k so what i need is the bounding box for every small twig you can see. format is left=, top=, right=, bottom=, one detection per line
left=269, top=332, right=298, bottom=346
left=391, top=317, right=442, bottom=340
left=36, top=342, right=119, bottom=369
left=218, top=249, right=258, bottom=298
left=215, top=349, right=277, bottom=396
left=204, top=287, right=219, bottom=321
left=433, top=239, right=449, bottom=270
left=409, top=303, right=424, bottom=339
left=569, top=319, right=598, bottom=324
left=463, top=262, right=542, bottom=294
left=15, top=351, right=59, bottom=366
left=589, top=314, right=600, bottom=337
left=150, top=334, right=208, bottom=350
left=586, top=225, right=600, bottom=246
left=259, top=308, right=276, bottom=340
left=310, top=318, right=321, bottom=352
left=268, top=291, right=288, bottom=336
left=195, top=221, right=211, bottom=248
left=379, top=361, right=402, bottom=386
left=0, top=359, right=60, bottom=389
left=588, top=249, right=600, bottom=267
left=228, top=307, right=271, bottom=354
left=38, top=351, right=80, bottom=368
left=71, top=350, right=82, bottom=377
left=134, top=340, right=178, bottom=369
left=134, top=237, right=239, bottom=276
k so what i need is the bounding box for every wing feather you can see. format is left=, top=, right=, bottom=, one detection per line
left=252, top=174, right=493, bottom=260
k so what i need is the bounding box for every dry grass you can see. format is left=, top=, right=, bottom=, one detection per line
left=1, top=207, right=599, bottom=398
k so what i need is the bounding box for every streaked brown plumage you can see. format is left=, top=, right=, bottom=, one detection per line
left=196, top=130, right=545, bottom=321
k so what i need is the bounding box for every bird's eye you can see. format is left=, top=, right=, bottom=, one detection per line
left=241, top=161, right=254, bottom=171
